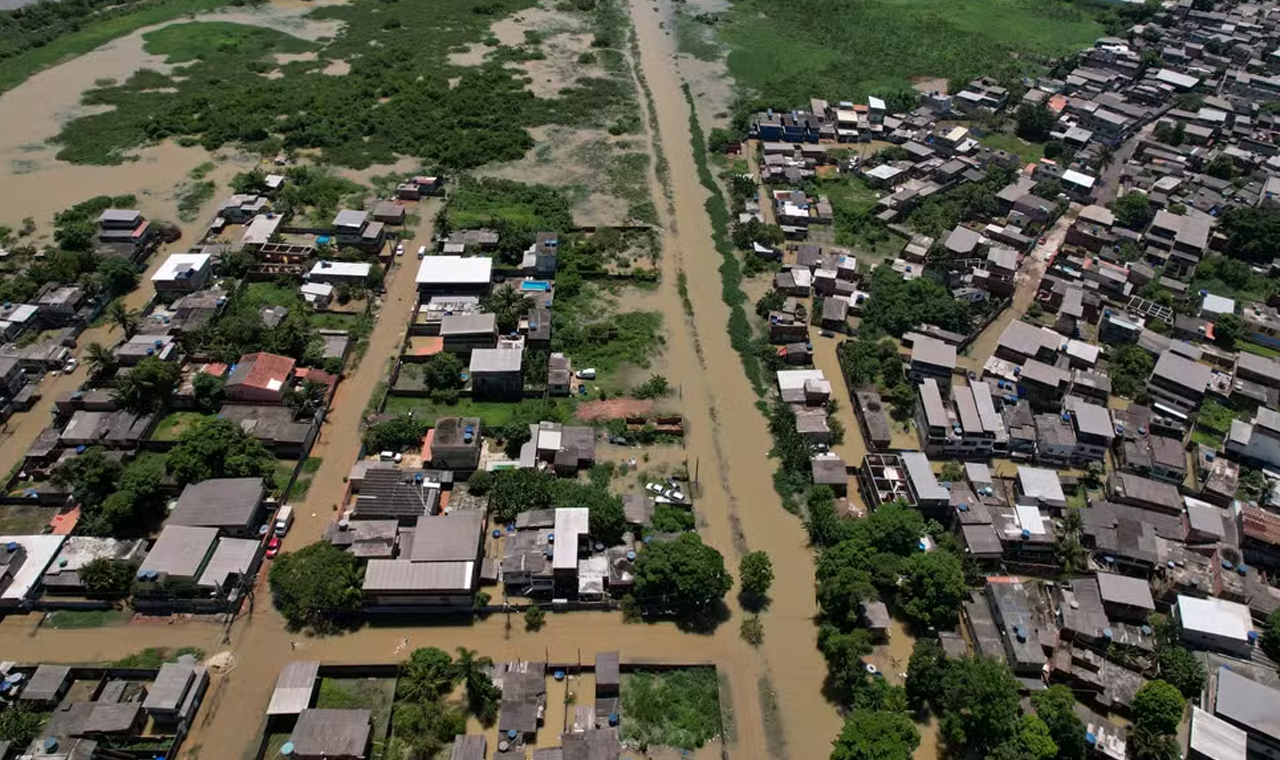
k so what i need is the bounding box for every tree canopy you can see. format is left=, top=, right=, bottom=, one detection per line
left=937, top=656, right=1022, bottom=752
left=1219, top=206, right=1280, bottom=263
left=898, top=550, right=966, bottom=630
left=363, top=414, right=428, bottom=453
left=739, top=551, right=774, bottom=599
left=859, top=266, right=972, bottom=338
left=1132, top=680, right=1185, bottom=737
left=632, top=533, right=732, bottom=616
left=1113, top=191, right=1154, bottom=230
left=1015, top=101, right=1055, bottom=142
left=830, top=709, right=920, bottom=760
left=1030, top=685, right=1086, bottom=760
left=268, top=542, right=363, bottom=631
left=167, top=416, right=276, bottom=485
left=113, top=357, right=181, bottom=413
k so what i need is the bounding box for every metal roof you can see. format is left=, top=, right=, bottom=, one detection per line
left=169, top=478, right=264, bottom=531
left=21, top=664, right=70, bottom=701
left=553, top=508, right=590, bottom=571
left=141, top=526, right=218, bottom=579
left=416, top=255, right=493, bottom=285
left=1096, top=572, right=1154, bottom=610
left=363, top=559, right=475, bottom=593
left=1215, top=667, right=1280, bottom=742
left=1191, top=705, right=1247, bottom=760
left=290, top=708, right=371, bottom=757
left=449, top=735, right=487, bottom=760
left=197, top=538, right=260, bottom=590
left=470, top=348, right=523, bottom=373
left=267, top=661, right=320, bottom=716
left=595, top=651, right=620, bottom=689
left=1179, top=596, right=1251, bottom=642
left=143, top=663, right=196, bottom=712
left=408, top=511, right=483, bottom=563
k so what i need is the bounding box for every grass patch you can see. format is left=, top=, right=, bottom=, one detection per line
left=1191, top=428, right=1224, bottom=449
left=0, top=0, right=243, bottom=96
left=177, top=180, right=217, bottom=222
left=381, top=396, right=574, bottom=428
left=316, top=678, right=396, bottom=747
left=683, top=84, right=763, bottom=395
left=45, top=608, right=132, bottom=629
left=977, top=130, right=1046, bottom=164
left=260, top=732, right=292, bottom=760
left=1237, top=341, right=1280, bottom=359
left=721, top=0, right=1102, bottom=104
left=1066, top=489, right=1087, bottom=510
left=0, top=504, right=55, bottom=534
left=153, top=411, right=213, bottom=441
left=111, top=646, right=204, bottom=668
left=621, top=668, right=722, bottom=751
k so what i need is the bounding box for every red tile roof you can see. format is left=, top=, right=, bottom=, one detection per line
left=231, top=352, right=295, bottom=391
left=1241, top=506, right=1280, bottom=547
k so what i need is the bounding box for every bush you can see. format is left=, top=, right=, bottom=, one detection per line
left=524, top=605, right=546, bottom=631
left=740, top=615, right=764, bottom=645
left=739, top=551, right=774, bottom=599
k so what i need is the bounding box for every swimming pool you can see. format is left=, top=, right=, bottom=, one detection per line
left=520, top=280, right=551, bottom=292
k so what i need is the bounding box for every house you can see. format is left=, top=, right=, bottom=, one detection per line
left=1226, top=407, right=1280, bottom=469
left=1240, top=507, right=1280, bottom=573
left=427, top=417, right=482, bottom=470
left=96, top=208, right=155, bottom=257
left=289, top=709, right=371, bottom=760
left=301, top=282, right=333, bottom=309
left=547, top=353, right=572, bottom=396
left=1108, top=472, right=1182, bottom=514
left=416, top=256, right=494, bottom=297
left=812, top=454, right=848, bottom=495
left=351, top=468, right=443, bottom=523
left=1063, top=396, right=1114, bottom=463
left=821, top=297, right=849, bottom=329
left=142, top=662, right=210, bottom=722
left=331, top=209, right=385, bottom=254
left=309, top=260, right=373, bottom=285
left=1147, top=349, right=1211, bottom=413
left=41, top=537, right=145, bottom=594
left=362, top=510, right=484, bottom=606
left=166, top=478, right=266, bottom=537
left=151, top=253, right=212, bottom=297
left=1096, top=572, right=1155, bottom=622
left=1177, top=596, right=1253, bottom=657
left=372, top=201, right=406, bottom=225
left=859, top=452, right=949, bottom=517
left=138, top=526, right=219, bottom=585
left=522, top=231, right=560, bottom=277
left=449, top=736, right=487, bottom=760
left=861, top=600, right=891, bottom=641
left=985, top=580, right=1048, bottom=675
left=469, top=349, right=523, bottom=401
left=1016, top=467, right=1067, bottom=510
left=226, top=352, right=296, bottom=403
left=439, top=313, right=498, bottom=355
left=19, top=664, right=72, bottom=706
left=524, top=421, right=596, bottom=474
left=853, top=389, right=892, bottom=450
left=116, top=333, right=179, bottom=366
left=1189, top=706, right=1248, bottom=760
left=909, top=336, right=956, bottom=384
left=1213, top=667, right=1280, bottom=759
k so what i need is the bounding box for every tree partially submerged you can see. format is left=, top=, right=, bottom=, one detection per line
left=268, top=542, right=362, bottom=631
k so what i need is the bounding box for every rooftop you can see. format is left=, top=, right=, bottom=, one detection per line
left=167, top=477, right=264, bottom=531
left=290, top=708, right=371, bottom=758
left=416, top=255, right=493, bottom=285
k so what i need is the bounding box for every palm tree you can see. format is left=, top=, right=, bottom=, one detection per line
left=454, top=646, right=493, bottom=687
left=481, top=285, right=533, bottom=334
left=1097, top=145, right=1115, bottom=172
left=455, top=647, right=500, bottom=725
left=106, top=300, right=139, bottom=338
left=1055, top=507, right=1087, bottom=574
left=83, top=342, right=117, bottom=379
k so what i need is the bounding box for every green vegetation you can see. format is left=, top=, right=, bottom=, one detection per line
left=1219, top=206, right=1280, bottom=263
left=651, top=503, right=695, bottom=533
left=363, top=414, right=428, bottom=453
left=0, top=702, right=47, bottom=746
left=903, top=166, right=1017, bottom=238
left=685, top=83, right=763, bottom=395
left=167, top=416, right=276, bottom=486
left=720, top=0, right=1100, bottom=107
left=53, top=0, right=640, bottom=168
left=621, top=668, right=722, bottom=751
left=317, top=677, right=397, bottom=757
left=978, top=130, right=1046, bottom=164
left=1130, top=680, right=1186, bottom=760
left=53, top=448, right=168, bottom=536
left=484, top=468, right=628, bottom=545
left=860, top=265, right=972, bottom=338
left=269, top=541, right=363, bottom=631
left=44, top=608, right=133, bottom=629
left=0, top=0, right=248, bottom=96
left=1262, top=608, right=1280, bottom=663
left=152, top=410, right=213, bottom=442
left=524, top=605, right=546, bottom=631
left=631, top=533, right=732, bottom=618
left=1107, top=344, right=1155, bottom=399
left=176, top=180, right=216, bottom=222
left=111, top=646, right=204, bottom=668
left=381, top=396, right=573, bottom=428
left=830, top=710, right=920, bottom=760
left=674, top=9, right=720, bottom=61
left=439, top=178, right=576, bottom=264
left=738, top=550, right=774, bottom=602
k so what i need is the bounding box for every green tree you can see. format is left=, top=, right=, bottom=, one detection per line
left=1113, top=191, right=1154, bottom=230
left=363, top=414, right=428, bottom=453
left=1132, top=680, right=1185, bottom=736
left=454, top=647, right=500, bottom=724
left=112, top=356, right=181, bottom=413
left=397, top=647, right=456, bottom=702
left=192, top=371, right=226, bottom=413
left=588, top=494, right=627, bottom=546
left=1213, top=313, right=1242, bottom=348
left=805, top=485, right=850, bottom=548
left=79, top=557, right=136, bottom=595
left=268, top=541, right=363, bottom=631
left=0, top=702, right=46, bottom=746
left=739, top=550, right=774, bottom=599
left=830, top=710, right=921, bottom=760
left=1130, top=726, right=1181, bottom=760
left=420, top=350, right=466, bottom=398
left=1262, top=608, right=1280, bottom=662
left=167, top=416, right=275, bottom=485
left=84, top=341, right=118, bottom=379
left=938, top=656, right=1021, bottom=752
left=53, top=447, right=123, bottom=511
left=1030, top=685, right=1086, bottom=760
left=940, top=461, right=965, bottom=483
left=1015, top=101, right=1055, bottom=142
left=632, top=533, right=732, bottom=617
left=466, top=469, right=494, bottom=496
left=106, top=299, right=140, bottom=338
left=905, top=637, right=947, bottom=711
left=1219, top=206, right=1280, bottom=262
left=524, top=605, right=546, bottom=631
left=1109, top=344, right=1155, bottom=399
left=1156, top=645, right=1205, bottom=699
left=899, top=550, right=966, bottom=630
left=481, top=283, right=534, bottom=333
left=94, top=257, right=140, bottom=296
left=632, top=374, right=670, bottom=399
left=1204, top=154, right=1235, bottom=180
left=390, top=699, right=467, bottom=759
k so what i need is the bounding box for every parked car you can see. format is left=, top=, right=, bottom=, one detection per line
left=395, top=243, right=405, bottom=256
left=575, top=368, right=597, bottom=380
left=819, top=330, right=835, bottom=338
left=417, top=245, right=427, bottom=259
left=63, top=358, right=78, bottom=373
left=265, top=537, right=281, bottom=558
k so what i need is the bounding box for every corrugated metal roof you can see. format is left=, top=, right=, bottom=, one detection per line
left=143, top=663, right=196, bottom=711
left=363, top=559, right=475, bottom=593
left=408, top=511, right=483, bottom=563
left=267, top=661, right=320, bottom=716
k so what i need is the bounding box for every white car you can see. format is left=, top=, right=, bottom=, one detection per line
left=63, top=358, right=78, bottom=373
left=417, top=245, right=427, bottom=259
left=395, top=243, right=405, bottom=257
left=575, top=368, right=597, bottom=380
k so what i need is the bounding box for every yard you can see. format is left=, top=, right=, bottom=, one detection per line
left=621, top=668, right=723, bottom=752
left=381, top=396, right=576, bottom=429
left=0, top=504, right=56, bottom=534
left=316, top=678, right=396, bottom=754
left=977, top=130, right=1046, bottom=164
left=44, top=608, right=133, bottom=629
left=152, top=411, right=213, bottom=442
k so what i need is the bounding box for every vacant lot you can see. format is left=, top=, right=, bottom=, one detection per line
left=720, top=0, right=1102, bottom=104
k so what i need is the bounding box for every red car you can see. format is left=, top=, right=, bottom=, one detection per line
left=266, top=537, right=282, bottom=558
